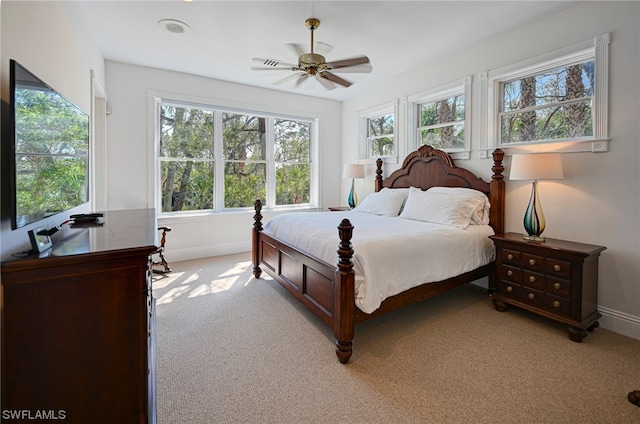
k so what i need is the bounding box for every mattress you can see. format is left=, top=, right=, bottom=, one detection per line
left=263, top=210, right=495, bottom=314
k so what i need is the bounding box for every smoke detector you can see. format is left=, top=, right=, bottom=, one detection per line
left=158, top=19, right=191, bottom=35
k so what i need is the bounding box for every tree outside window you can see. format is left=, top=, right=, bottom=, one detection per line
left=159, top=102, right=313, bottom=213
left=417, top=94, right=465, bottom=150
left=367, top=113, right=394, bottom=158
left=499, top=60, right=595, bottom=144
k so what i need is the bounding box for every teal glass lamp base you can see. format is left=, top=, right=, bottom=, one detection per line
left=347, top=178, right=358, bottom=208
left=522, top=180, right=546, bottom=242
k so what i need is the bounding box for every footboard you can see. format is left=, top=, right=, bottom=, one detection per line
left=252, top=200, right=356, bottom=363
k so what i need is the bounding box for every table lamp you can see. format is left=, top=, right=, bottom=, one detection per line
left=343, top=164, right=365, bottom=208
left=509, top=153, right=564, bottom=242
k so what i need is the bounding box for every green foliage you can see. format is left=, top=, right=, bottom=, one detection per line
left=160, top=105, right=311, bottom=212
left=501, top=60, right=595, bottom=143
left=14, top=88, right=89, bottom=222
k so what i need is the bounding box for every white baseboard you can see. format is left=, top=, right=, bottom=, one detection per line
left=163, top=243, right=250, bottom=264
left=598, top=306, right=640, bottom=341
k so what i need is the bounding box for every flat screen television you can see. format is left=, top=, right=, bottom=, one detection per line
left=8, top=60, right=90, bottom=229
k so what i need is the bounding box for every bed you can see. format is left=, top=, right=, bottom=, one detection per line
left=252, top=145, right=505, bottom=363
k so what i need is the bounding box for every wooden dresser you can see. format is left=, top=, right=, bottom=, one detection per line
left=490, top=232, right=606, bottom=342
left=1, top=209, right=157, bottom=424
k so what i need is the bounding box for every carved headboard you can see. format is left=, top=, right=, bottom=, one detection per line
left=374, top=145, right=505, bottom=234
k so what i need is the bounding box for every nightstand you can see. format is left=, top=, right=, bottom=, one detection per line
left=328, top=206, right=351, bottom=211
left=490, top=232, right=606, bottom=342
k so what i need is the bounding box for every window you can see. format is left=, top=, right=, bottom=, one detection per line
left=358, top=101, right=398, bottom=161
left=486, top=34, right=609, bottom=152
left=367, top=113, right=394, bottom=158
left=157, top=99, right=315, bottom=214
left=407, top=77, right=471, bottom=159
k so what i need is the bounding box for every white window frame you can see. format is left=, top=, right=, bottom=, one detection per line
left=407, top=76, right=472, bottom=160
left=149, top=90, right=320, bottom=217
left=358, top=100, right=399, bottom=164
left=481, top=33, right=609, bottom=156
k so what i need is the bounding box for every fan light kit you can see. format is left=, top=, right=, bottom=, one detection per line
left=252, top=18, right=372, bottom=90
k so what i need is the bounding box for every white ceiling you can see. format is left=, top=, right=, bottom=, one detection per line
left=79, top=1, right=577, bottom=102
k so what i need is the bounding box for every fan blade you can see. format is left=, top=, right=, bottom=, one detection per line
left=315, top=74, right=336, bottom=90
left=326, top=56, right=371, bottom=70
left=286, top=43, right=305, bottom=57
left=251, top=66, right=300, bottom=71
left=273, top=72, right=306, bottom=86
left=320, top=71, right=352, bottom=88
left=328, top=64, right=373, bottom=74
left=252, top=57, right=299, bottom=69
left=294, top=73, right=308, bottom=87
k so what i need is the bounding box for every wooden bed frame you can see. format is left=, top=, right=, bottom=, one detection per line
left=252, top=145, right=505, bottom=363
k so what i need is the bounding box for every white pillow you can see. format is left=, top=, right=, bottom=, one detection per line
left=355, top=188, right=408, bottom=217
left=398, top=186, right=490, bottom=229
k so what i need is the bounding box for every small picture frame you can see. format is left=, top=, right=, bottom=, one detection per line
left=28, top=227, right=53, bottom=254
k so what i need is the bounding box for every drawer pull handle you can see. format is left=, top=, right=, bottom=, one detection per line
left=553, top=282, right=562, bottom=290
left=528, top=259, right=536, bottom=266
left=528, top=293, right=535, bottom=300
left=528, top=276, right=536, bottom=283
left=507, top=254, right=514, bottom=260
left=506, top=286, right=514, bottom=293
left=553, top=300, right=561, bottom=308
left=553, top=264, right=562, bottom=272
left=506, top=270, right=513, bottom=277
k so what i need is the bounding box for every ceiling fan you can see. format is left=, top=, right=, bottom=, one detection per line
left=252, top=18, right=372, bottom=90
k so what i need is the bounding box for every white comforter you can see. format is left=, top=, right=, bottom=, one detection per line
left=263, top=211, right=495, bottom=314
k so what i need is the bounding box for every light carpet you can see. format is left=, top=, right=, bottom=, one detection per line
left=153, top=252, right=640, bottom=423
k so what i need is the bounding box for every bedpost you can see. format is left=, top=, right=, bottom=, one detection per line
left=489, top=149, right=505, bottom=235
left=489, top=149, right=505, bottom=294
left=375, top=158, right=383, bottom=192
left=252, top=199, right=263, bottom=278
left=335, top=218, right=355, bottom=364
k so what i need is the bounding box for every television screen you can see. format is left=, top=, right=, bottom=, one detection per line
left=10, top=60, right=90, bottom=229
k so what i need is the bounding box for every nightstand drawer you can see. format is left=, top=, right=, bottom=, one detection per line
left=501, top=265, right=521, bottom=283
left=546, top=276, right=571, bottom=297
left=522, top=270, right=545, bottom=291
left=547, top=295, right=571, bottom=316
left=501, top=249, right=521, bottom=266
left=499, top=282, right=521, bottom=299
left=546, top=258, right=571, bottom=279
left=522, top=253, right=544, bottom=272
left=521, top=287, right=546, bottom=308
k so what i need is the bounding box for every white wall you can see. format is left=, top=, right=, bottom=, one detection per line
left=342, top=1, right=640, bottom=339
left=105, top=61, right=342, bottom=259
left=1, top=1, right=105, bottom=259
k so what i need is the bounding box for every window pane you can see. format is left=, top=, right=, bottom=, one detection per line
left=161, top=160, right=214, bottom=212
left=420, top=95, right=465, bottom=126
left=160, top=105, right=214, bottom=159
left=368, top=114, right=394, bottom=136
left=276, top=163, right=310, bottom=205
left=369, top=136, right=394, bottom=157
left=275, top=119, right=310, bottom=163
left=223, top=113, right=266, bottom=161
left=420, top=124, right=465, bottom=149
left=224, top=161, right=266, bottom=208
left=500, top=100, right=593, bottom=143
left=503, top=61, right=595, bottom=112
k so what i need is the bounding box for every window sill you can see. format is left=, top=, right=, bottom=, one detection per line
left=479, top=139, right=609, bottom=158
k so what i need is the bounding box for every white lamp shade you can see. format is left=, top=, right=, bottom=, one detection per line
left=343, top=164, right=365, bottom=179
left=510, top=153, right=564, bottom=181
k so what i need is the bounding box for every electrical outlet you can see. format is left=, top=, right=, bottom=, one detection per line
left=591, top=141, right=609, bottom=152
